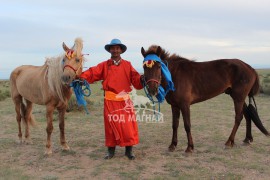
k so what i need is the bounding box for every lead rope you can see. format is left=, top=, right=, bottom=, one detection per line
left=142, top=77, right=161, bottom=114
left=70, top=79, right=91, bottom=114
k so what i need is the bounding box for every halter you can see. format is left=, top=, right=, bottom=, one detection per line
left=142, top=76, right=161, bottom=113
left=63, top=50, right=85, bottom=76
left=143, top=60, right=161, bottom=86
left=146, top=78, right=160, bottom=85
left=63, top=64, right=80, bottom=74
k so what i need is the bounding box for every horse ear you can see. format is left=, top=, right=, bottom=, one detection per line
left=62, top=42, right=70, bottom=52
left=141, top=47, right=146, bottom=57
left=157, top=46, right=162, bottom=57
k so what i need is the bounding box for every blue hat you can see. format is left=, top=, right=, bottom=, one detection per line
left=105, top=39, right=127, bottom=53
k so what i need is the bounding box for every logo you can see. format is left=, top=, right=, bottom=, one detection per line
left=108, top=88, right=164, bottom=123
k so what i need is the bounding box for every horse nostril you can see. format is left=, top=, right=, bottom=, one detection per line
left=62, top=75, right=71, bottom=83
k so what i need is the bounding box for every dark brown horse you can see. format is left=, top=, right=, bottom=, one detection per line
left=141, top=45, right=269, bottom=153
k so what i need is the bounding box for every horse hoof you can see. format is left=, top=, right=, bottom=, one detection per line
left=243, top=138, right=253, bottom=144
left=224, top=145, right=233, bottom=149
left=61, top=144, right=70, bottom=151
left=168, top=144, right=176, bottom=152
left=184, top=151, right=193, bottom=157
left=44, top=148, right=53, bottom=155
left=185, top=148, right=193, bottom=153
left=225, top=140, right=234, bottom=148
left=17, top=139, right=23, bottom=145
left=242, top=142, right=251, bottom=146
left=242, top=140, right=252, bottom=146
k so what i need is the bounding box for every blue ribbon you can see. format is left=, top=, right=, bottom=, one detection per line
left=143, top=54, right=175, bottom=103
left=70, top=79, right=91, bottom=114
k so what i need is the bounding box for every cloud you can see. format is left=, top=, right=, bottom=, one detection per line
left=1, top=0, right=270, bottom=79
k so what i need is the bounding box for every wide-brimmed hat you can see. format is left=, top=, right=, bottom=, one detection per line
left=105, top=39, right=127, bottom=53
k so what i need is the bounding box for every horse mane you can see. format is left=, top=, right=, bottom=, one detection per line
left=145, top=45, right=192, bottom=63
left=45, top=56, right=65, bottom=102
left=45, top=38, right=85, bottom=102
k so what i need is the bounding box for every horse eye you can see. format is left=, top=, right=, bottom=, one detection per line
left=75, top=58, right=80, bottom=63
left=62, top=59, right=66, bottom=63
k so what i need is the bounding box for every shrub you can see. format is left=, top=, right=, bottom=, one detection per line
left=263, top=78, right=270, bottom=83
left=0, top=90, right=10, bottom=101
left=262, top=84, right=270, bottom=95
left=67, top=95, right=94, bottom=112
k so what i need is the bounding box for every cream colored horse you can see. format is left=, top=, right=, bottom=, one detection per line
left=10, top=38, right=85, bottom=155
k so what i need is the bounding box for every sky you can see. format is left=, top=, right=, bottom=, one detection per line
left=1, top=0, right=270, bottom=79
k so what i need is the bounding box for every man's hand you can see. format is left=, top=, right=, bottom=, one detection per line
left=140, top=75, right=145, bottom=85
left=78, top=78, right=86, bottom=86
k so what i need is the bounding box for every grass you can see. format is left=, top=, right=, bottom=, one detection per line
left=0, top=80, right=10, bottom=101
left=1, top=74, right=270, bottom=179
left=41, top=175, right=59, bottom=180
left=0, top=167, right=32, bottom=180
left=257, top=69, right=270, bottom=95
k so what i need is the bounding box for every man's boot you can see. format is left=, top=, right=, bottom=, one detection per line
left=125, top=146, right=135, bottom=160
left=104, top=147, right=115, bottom=159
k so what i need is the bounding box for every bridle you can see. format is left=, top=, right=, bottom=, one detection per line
left=62, top=50, right=87, bottom=77
left=146, top=78, right=160, bottom=85
left=143, top=60, right=162, bottom=87
left=142, top=74, right=161, bottom=114
left=63, top=64, right=82, bottom=76
left=142, top=69, right=162, bottom=103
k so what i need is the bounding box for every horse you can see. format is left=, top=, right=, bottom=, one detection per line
left=141, top=45, right=270, bottom=153
left=10, top=37, right=85, bottom=155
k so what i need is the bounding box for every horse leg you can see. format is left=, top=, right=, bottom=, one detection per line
left=14, top=96, right=23, bottom=144
left=58, top=107, right=70, bottom=151
left=225, top=100, right=244, bottom=148
left=45, top=105, right=54, bottom=155
left=24, top=99, right=33, bottom=144
left=169, top=105, right=180, bottom=152
left=181, top=103, right=194, bottom=153
left=243, top=103, right=253, bottom=144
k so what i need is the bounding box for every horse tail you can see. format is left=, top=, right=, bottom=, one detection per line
left=244, top=101, right=269, bottom=136
left=20, top=99, right=36, bottom=127
left=243, top=70, right=270, bottom=136
left=20, top=101, right=27, bottom=125
left=249, top=70, right=260, bottom=97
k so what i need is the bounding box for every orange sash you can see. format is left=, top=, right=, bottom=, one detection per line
left=104, top=91, right=130, bottom=101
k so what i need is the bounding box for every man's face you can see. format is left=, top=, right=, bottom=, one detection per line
left=109, top=45, right=122, bottom=57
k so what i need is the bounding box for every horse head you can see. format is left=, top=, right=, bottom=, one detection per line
left=141, top=46, right=162, bottom=96
left=61, top=38, right=85, bottom=85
